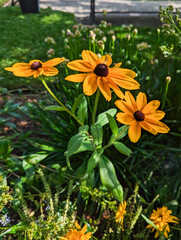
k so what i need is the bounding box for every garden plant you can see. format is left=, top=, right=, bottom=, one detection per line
left=0, top=5, right=181, bottom=240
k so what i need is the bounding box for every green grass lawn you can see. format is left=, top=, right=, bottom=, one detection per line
left=0, top=0, right=8, bottom=6
left=0, top=6, right=76, bottom=89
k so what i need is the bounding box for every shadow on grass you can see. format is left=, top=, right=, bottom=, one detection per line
left=0, top=6, right=76, bottom=89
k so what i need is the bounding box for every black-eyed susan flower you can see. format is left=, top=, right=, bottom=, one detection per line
left=5, top=58, right=64, bottom=78
left=146, top=206, right=179, bottom=238
left=115, top=91, right=170, bottom=143
left=65, top=50, right=140, bottom=101
left=60, top=224, right=92, bottom=240
left=115, top=200, right=127, bottom=230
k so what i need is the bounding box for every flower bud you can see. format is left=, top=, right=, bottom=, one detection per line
left=165, top=76, right=171, bottom=83
left=44, top=37, right=56, bottom=45
left=102, top=36, right=107, bottom=42
left=126, top=34, right=131, bottom=41
left=102, top=9, right=107, bottom=17
left=64, top=45, right=70, bottom=50
left=132, top=28, right=138, bottom=35
left=46, top=48, right=55, bottom=58
left=112, top=35, right=116, bottom=41
left=75, top=30, right=81, bottom=37
left=72, top=25, right=79, bottom=31
left=157, top=28, right=160, bottom=34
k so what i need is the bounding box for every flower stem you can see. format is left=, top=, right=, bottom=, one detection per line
left=162, top=81, right=169, bottom=110
left=92, top=88, right=100, bottom=125
left=41, top=77, right=83, bottom=126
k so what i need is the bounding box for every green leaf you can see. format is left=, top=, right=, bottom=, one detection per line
left=87, top=151, right=102, bottom=173
left=91, top=124, right=103, bottom=147
left=96, top=108, right=117, bottom=126
left=106, top=113, right=118, bottom=136
left=67, top=134, right=87, bottom=157
left=0, top=139, right=11, bottom=155
left=109, top=125, right=128, bottom=142
left=71, top=93, right=85, bottom=114
left=113, top=141, right=132, bottom=156
left=0, top=222, right=28, bottom=237
left=141, top=214, right=158, bottom=230
left=24, top=153, right=48, bottom=165
left=44, top=105, right=65, bottom=111
left=74, top=141, right=93, bottom=154
left=99, top=155, right=123, bottom=202
left=66, top=134, right=87, bottom=168
left=77, top=96, right=87, bottom=124
left=79, top=125, right=89, bottom=135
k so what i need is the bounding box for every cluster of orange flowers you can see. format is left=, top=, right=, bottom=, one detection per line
left=60, top=223, right=92, bottom=240
left=5, top=50, right=170, bottom=143
left=147, top=206, right=179, bottom=238
left=4, top=50, right=180, bottom=239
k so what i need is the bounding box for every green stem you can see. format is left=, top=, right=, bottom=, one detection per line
left=162, top=81, right=169, bottom=110
left=40, top=77, right=83, bottom=126
left=103, top=125, right=129, bottom=150
left=92, top=88, right=100, bottom=125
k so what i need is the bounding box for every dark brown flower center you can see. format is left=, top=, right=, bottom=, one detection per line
left=31, top=61, right=42, bottom=70
left=134, top=111, right=145, bottom=121
left=94, top=64, right=109, bottom=77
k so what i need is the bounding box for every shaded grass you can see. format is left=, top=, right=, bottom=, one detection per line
left=0, top=6, right=76, bottom=89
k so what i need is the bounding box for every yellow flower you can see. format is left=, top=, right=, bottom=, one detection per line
left=115, top=91, right=170, bottom=143
left=146, top=206, right=179, bottom=238
left=60, top=224, right=92, bottom=240
left=65, top=50, right=140, bottom=101
left=5, top=58, right=65, bottom=78
left=115, top=200, right=127, bottom=230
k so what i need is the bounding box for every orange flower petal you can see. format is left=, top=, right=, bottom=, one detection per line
left=144, top=119, right=170, bottom=133
left=43, top=57, right=65, bottom=67
left=85, top=232, right=92, bottom=240
left=80, top=224, right=87, bottom=235
left=97, top=77, right=111, bottom=101
left=42, top=67, right=59, bottom=76
left=12, top=69, right=34, bottom=77
left=142, top=100, right=160, bottom=114
left=100, top=54, right=112, bottom=66
left=5, top=67, right=15, bottom=72
left=145, top=110, right=165, bottom=121
left=155, top=231, right=159, bottom=238
left=136, top=92, right=147, bottom=110
left=106, top=76, right=124, bottom=98
left=119, top=68, right=136, bottom=78
left=33, top=71, right=40, bottom=78
left=128, top=121, right=141, bottom=143
left=109, top=70, right=140, bottom=89
left=124, top=91, right=137, bottom=112
left=106, top=76, right=120, bottom=90
left=115, top=100, right=134, bottom=114
left=83, top=73, right=98, bottom=96
left=116, top=112, right=135, bottom=125
left=111, top=86, right=124, bottom=99
left=12, top=62, right=30, bottom=68
left=140, top=121, right=157, bottom=135
left=81, top=50, right=100, bottom=67
left=67, top=60, right=93, bottom=72
left=113, top=78, right=140, bottom=90
left=109, top=67, right=136, bottom=79
left=65, top=73, right=89, bottom=82
left=113, top=62, right=122, bottom=68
